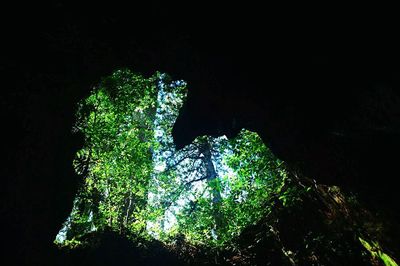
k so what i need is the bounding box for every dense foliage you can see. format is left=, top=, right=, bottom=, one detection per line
left=56, top=70, right=159, bottom=246
left=55, top=69, right=290, bottom=248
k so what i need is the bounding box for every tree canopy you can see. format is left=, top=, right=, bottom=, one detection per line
left=55, top=69, right=293, bottom=248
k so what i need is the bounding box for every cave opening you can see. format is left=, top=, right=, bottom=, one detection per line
left=5, top=4, right=400, bottom=266
left=52, top=69, right=398, bottom=266
left=55, top=69, right=291, bottom=250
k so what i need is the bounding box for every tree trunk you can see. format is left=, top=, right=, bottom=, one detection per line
left=200, top=139, right=224, bottom=234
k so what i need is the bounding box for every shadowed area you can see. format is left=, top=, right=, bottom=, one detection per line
left=2, top=2, right=400, bottom=265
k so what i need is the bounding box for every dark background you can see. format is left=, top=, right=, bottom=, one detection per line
left=2, top=2, right=400, bottom=265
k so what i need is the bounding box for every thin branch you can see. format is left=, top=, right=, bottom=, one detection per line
left=186, top=175, right=209, bottom=186
left=160, top=174, right=209, bottom=212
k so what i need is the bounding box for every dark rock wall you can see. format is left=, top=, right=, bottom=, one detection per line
left=2, top=2, right=399, bottom=265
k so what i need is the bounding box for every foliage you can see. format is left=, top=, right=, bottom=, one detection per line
left=55, top=69, right=292, bottom=248
left=162, top=130, right=289, bottom=247
left=359, top=237, right=398, bottom=266
left=56, top=69, right=159, bottom=245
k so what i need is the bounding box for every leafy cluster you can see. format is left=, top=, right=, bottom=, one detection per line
left=56, top=70, right=159, bottom=244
